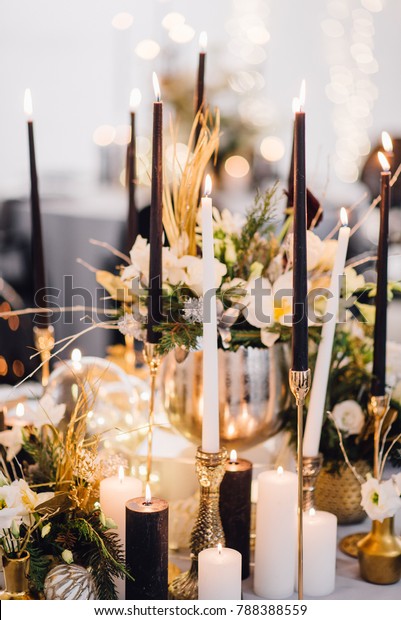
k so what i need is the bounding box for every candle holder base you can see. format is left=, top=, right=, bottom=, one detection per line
left=168, top=447, right=228, bottom=600
left=33, top=325, right=55, bottom=388
left=302, top=454, right=323, bottom=511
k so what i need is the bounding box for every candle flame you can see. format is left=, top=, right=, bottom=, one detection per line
left=16, top=403, right=25, bottom=418
left=340, top=207, right=348, bottom=227
left=145, top=483, right=152, bottom=504
left=130, top=88, right=142, bottom=112
left=299, top=79, right=306, bottom=109
left=199, top=31, right=207, bottom=51
left=217, top=543, right=222, bottom=554
left=118, top=466, right=124, bottom=483
left=71, top=348, right=82, bottom=363
left=381, top=131, right=393, bottom=153
left=24, top=88, right=33, bottom=119
left=229, top=449, right=237, bottom=463
left=204, top=174, right=212, bottom=196
left=152, top=72, right=161, bottom=102
left=378, top=151, right=390, bottom=172
left=292, top=97, right=300, bottom=115
left=309, top=507, right=316, bottom=517
left=277, top=465, right=284, bottom=475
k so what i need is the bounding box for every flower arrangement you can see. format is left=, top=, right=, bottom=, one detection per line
left=0, top=393, right=130, bottom=599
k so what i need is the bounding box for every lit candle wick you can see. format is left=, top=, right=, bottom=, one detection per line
left=144, top=483, right=152, bottom=506
left=217, top=543, right=222, bottom=555
left=277, top=465, right=284, bottom=476
left=204, top=173, right=212, bottom=197
left=229, top=449, right=238, bottom=464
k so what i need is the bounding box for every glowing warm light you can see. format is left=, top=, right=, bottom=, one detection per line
left=24, top=88, right=33, bottom=119
left=378, top=151, right=390, bottom=172
left=16, top=403, right=25, bottom=418
left=111, top=12, right=134, bottom=30
left=118, top=466, right=124, bottom=483
left=153, top=72, right=161, bottom=102
left=260, top=136, right=285, bottom=162
left=87, top=410, right=94, bottom=419
left=309, top=508, right=316, bottom=517
left=204, top=174, right=212, bottom=196
left=135, top=39, right=160, bottom=60
left=224, top=155, right=250, bottom=178
left=130, top=88, right=142, bottom=112
left=93, top=125, right=116, bottom=147
left=217, top=543, right=222, bottom=554
left=169, top=23, right=195, bottom=44
left=230, top=449, right=238, bottom=463
left=277, top=466, right=284, bottom=475
left=381, top=131, right=393, bottom=153
left=161, top=12, right=185, bottom=31
left=340, top=207, right=348, bottom=227
left=299, top=79, right=306, bottom=109
left=199, top=31, right=208, bottom=51
left=136, top=136, right=151, bottom=155
left=71, top=348, right=82, bottom=363
left=114, top=125, right=131, bottom=146
left=292, top=97, right=300, bottom=115
left=247, top=25, right=270, bottom=45
left=361, top=0, right=383, bottom=12
left=145, top=483, right=152, bottom=504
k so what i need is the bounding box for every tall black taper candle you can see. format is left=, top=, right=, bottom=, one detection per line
left=126, top=488, right=168, bottom=600
left=127, top=88, right=141, bottom=250
left=25, top=88, right=49, bottom=326
left=219, top=449, right=252, bottom=580
left=147, top=74, right=163, bottom=344
left=372, top=152, right=391, bottom=396
left=194, top=31, right=207, bottom=145
left=292, top=83, right=308, bottom=371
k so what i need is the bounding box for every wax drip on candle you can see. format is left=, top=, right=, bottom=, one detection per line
left=152, top=72, right=161, bottom=102
left=199, top=31, right=207, bottom=51
left=16, top=403, right=25, bottom=418
left=144, top=483, right=152, bottom=506
left=130, top=88, right=142, bottom=113
left=277, top=465, right=284, bottom=475
left=229, top=449, right=238, bottom=464
left=378, top=151, right=390, bottom=172
left=118, top=466, right=124, bottom=484
left=381, top=131, right=393, bottom=154
left=24, top=88, right=33, bottom=120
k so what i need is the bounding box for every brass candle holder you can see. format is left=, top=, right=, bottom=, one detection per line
left=289, top=368, right=311, bottom=602
left=143, top=342, right=163, bottom=483
left=168, top=447, right=228, bottom=600
left=302, top=454, right=323, bottom=511
left=368, top=393, right=390, bottom=479
left=33, top=325, right=55, bottom=387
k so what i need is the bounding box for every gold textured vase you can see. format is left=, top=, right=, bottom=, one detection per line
left=0, top=552, right=33, bottom=600
left=315, top=460, right=371, bottom=524
left=357, top=517, right=401, bottom=585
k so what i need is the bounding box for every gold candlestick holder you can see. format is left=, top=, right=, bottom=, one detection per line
left=302, top=454, right=323, bottom=512
left=143, top=342, right=162, bottom=483
left=289, top=368, right=311, bottom=602
left=33, top=325, right=55, bottom=388
left=368, top=393, right=390, bottom=479
left=168, top=447, right=228, bottom=600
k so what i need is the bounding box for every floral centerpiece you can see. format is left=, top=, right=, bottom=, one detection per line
left=0, top=394, right=130, bottom=599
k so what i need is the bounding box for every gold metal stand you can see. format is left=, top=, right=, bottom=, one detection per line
left=168, top=447, right=228, bottom=600
left=143, top=342, right=162, bottom=483
left=368, top=393, right=390, bottom=478
left=33, top=325, right=55, bottom=387
left=289, top=368, right=311, bottom=602
left=302, top=454, right=323, bottom=511
left=124, top=334, right=136, bottom=367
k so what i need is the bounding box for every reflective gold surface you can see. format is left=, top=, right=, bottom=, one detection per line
left=0, top=553, right=32, bottom=600
left=357, top=517, right=401, bottom=584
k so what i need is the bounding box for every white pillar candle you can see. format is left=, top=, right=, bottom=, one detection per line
left=303, top=208, right=350, bottom=456
left=198, top=544, right=242, bottom=600
left=99, top=467, right=142, bottom=545
left=303, top=508, right=337, bottom=596
left=254, top=467, right=297, bottom=599
left=201, top=174, right=220, bottom=454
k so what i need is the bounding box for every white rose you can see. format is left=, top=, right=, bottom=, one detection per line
left=287, top=230, right=323, bottom=271
left=316, top=239, right=338, bottom=271
left=243, top=277, right=274, bottom=328
left=331, top=400, right=365, bottom=436
left=361, top=477, right=401, bottom=522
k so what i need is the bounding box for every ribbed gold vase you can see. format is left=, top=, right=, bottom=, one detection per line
left=357, top=517, right=401, bottom=585
left=0, top=552, right=33, bottom=600
left=315, top=460, right=371, bottom=524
